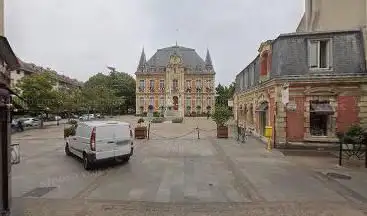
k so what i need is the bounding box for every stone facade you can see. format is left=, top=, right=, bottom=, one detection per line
left=135, top=45, right=215, bottom=117
left=234, top=30, right=367, bottom=147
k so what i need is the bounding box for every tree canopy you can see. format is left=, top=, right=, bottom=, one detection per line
left=16, top=70, right=136, bottom=115
left=215, top=82, right=235, bottom=107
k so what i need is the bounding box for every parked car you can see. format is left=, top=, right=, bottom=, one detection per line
left=79, top=114, right=95, bottom=121
left=64, top=121, right=134, bottom=170
left=21, top=118, right=40, bottom=127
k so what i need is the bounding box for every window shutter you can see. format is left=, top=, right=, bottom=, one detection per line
left=309, top=41, right=318, bottom=68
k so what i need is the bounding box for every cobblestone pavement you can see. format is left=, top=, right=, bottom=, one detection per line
left=11, top=116, right=367, bottom=215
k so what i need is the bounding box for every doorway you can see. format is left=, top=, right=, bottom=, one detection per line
left=258, top=102, right=268, bottom=136
left=173, top=96, right=178, bottom=110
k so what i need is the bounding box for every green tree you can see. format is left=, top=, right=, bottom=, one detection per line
left=16, top=72, right=58, bottom=127
left=215, top=82, right=236, bottom=107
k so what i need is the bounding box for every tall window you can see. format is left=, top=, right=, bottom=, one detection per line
left=260, top=52, right=268, bottom=76
left=309, top=40, right=331, bottom=69
left=186, top=96, right=191, bottom=107
left=139, top=97, right=144, bottom=107
left=149, top=97, right=154, bottom=106
left=196, top=80, right=202, bottom=89
left=139, top=80, right=145, bottom=90
left=150, top=80, right=154, bottom=88
left=244, top=72, right=248, bottom=89
left=207, top=97, right=212, bottom=109
left=186, top=80, right=191, bottom=88
left=159, top=80, right=165, bottom=89
left=172, top=79, right=178, bottom=90
left=159, top=96, right=165, bottom=107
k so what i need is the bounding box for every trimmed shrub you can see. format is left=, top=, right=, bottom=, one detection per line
left=151, top=117, right=165, bottom=123
left=172, top=117, right=183, bottom=123
left=143, top=112, right=147, bottom=117
left=138, top=118, right=145, bottom=124
left=153, top=111, right=160, bottom=117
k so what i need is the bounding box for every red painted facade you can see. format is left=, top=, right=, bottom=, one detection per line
left=337, top=96, right=359, bottom=133
left=286, top=97, right=305, bottom=142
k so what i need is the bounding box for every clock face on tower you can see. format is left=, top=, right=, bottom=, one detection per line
left=170, top=55, right=181, bottom=64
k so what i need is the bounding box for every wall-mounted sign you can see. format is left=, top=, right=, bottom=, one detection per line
left=228, top=100, right=234, bottom=107
left=286, top=102, right=297, bottom=111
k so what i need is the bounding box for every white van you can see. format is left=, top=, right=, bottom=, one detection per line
left=65, top=121, right=134, bottom=170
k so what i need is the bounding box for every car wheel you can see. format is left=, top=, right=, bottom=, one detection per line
left=83, top=154, right=92, bottom=170
left=65, top=144, right=72, bottom=156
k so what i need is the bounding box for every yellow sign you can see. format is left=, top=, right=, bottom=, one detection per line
left=264, top=126, right=272, bottom=138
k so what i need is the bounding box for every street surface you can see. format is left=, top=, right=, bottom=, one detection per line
left=11, top=116, right=367, bottom=215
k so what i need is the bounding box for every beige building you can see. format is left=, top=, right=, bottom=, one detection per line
left=0, top=0, right=3, bottom=36
left=297, top=0, right=367, bottom=60
left=10, top=59, right=83, bottom=91
left=135, top=45, right=216, bottom=117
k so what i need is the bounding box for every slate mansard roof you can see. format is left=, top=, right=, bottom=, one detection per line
left=136, top=45, right=214, bottom=74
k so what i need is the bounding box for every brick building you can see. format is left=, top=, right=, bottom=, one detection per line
left=233, top=30, right=367, bottom=147
left=135, top=45, right=216, bottom=117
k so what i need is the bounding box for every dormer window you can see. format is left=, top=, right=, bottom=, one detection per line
left=308, top=39, right=332, bottom=70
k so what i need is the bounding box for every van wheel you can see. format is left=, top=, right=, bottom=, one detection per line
left=83, top=154, right=92, bottom=170
left=65, top=144, right=71, bottom=156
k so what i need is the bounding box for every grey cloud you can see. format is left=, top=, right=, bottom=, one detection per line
left=5, top=0, right=303, bottom=84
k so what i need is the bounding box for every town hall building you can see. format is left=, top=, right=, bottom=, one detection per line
left=135, top=45, right=216, bottom=117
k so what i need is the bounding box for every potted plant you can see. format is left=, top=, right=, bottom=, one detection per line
left=135, top=118, right=147, bottom=139
left=212, top=105, right=232, bottom=138
left=186, top=105, right=191, bottom=115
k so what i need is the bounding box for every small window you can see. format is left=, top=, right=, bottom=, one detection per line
left=16, top=70, right=20, bottom=74
left=309, top=40, right=331, bottom=69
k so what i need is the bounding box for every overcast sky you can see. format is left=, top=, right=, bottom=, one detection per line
left=5, top=0, right=304, bottom=85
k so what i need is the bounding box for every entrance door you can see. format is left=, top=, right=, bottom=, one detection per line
left=173, top=96, right=178, bottom=110
left=258, top=102, right=268, bottom=136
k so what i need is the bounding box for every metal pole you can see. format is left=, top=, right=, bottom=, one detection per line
left=339, top=141, right=342, bottom=166
left=147, top=123, right=150, bottom=140
left=0, top=86, right=11, bottom=216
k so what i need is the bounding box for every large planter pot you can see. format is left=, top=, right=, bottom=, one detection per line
left=135, top=126, right=147, bottom=139
left=217, top=126, right=229, bottom=138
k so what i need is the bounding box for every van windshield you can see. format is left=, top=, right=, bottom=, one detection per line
left=96, top=125, right=130, bottom=140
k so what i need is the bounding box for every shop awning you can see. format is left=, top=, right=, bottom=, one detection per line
left=256, top=103, right=268, bottom=112
left=310, top=103, right=334, bottom=115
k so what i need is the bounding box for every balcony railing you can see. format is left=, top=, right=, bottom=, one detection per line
left=149, top=87, right=155, bottom=93
left=138, top=87, right=145, bottom=92
left=186, top=87, right=192, bottom=93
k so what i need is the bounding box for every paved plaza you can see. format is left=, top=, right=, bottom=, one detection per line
left=10, top=116, right=367, bottom=215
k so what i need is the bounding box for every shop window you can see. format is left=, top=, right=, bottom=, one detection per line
left=310, top=101, right=334, bottom=136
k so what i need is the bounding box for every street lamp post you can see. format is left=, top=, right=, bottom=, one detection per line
left=0, top=85, right=12, bottom=216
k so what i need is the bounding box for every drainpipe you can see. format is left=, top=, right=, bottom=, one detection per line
left=0, top=85, right=11, bottom=216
